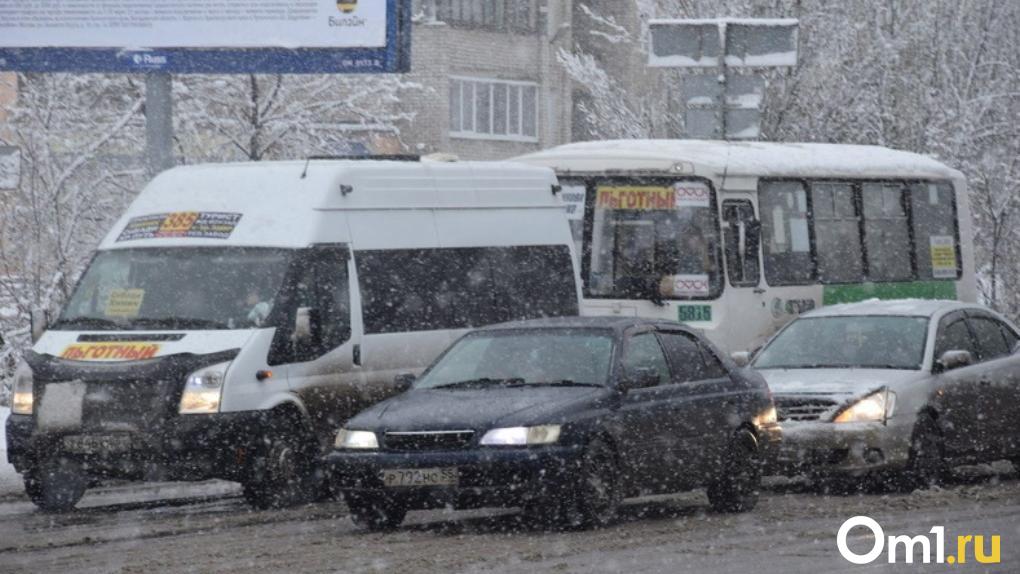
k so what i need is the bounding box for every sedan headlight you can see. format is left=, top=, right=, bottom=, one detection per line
left=833, top=389, right=896, bottom=424
left=179, top=362, right=230, bottom=415
left=11, top=362, right=34, bottom=415
left=479, top=425, right=561, bottom=446
left=334, top=429, right=379, bottom=450
left=753, top=405, right=778, bottom=428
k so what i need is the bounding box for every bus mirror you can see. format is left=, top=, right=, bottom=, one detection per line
left=293, top=307, right=314, bottom=343
left=30, top=308, right=49, bottom=343
left=731, top=351, right=751, bottom=367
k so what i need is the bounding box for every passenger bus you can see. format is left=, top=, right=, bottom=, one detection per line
left=517, top=140, right=977, bottom=352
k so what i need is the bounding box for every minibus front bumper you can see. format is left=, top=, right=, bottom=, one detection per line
left=5, top=410, right=271, bottom=482
left=327, top=445, right=585, bottom=510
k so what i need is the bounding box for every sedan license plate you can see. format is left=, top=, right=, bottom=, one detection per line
left=63, top=434, right=137, bottom=455
left=382, top=467, right=458, bottom=488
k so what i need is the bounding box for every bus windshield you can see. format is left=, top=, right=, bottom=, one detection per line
left=587, top=179, right=721, bottom=301
left=54, top=247, right=293, bottom=331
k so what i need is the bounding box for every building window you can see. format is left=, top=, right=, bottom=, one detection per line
left=431, top=0, right=536, bottom=33
left=450, top=77, right=539, bottom=141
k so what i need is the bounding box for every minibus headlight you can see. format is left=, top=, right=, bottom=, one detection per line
left=334, top=429, right=379, bottom=450
left=179, top=362, right=230, bottom=415
left=833, top=389, right=896, bottom=424
left=480, top=425, right=561, bottom=446
left=11, top=362, right=34, bottom=415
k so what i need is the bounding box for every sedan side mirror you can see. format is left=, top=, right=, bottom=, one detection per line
left=394, top=373, right=416, bottom=393
left=937, top=350, right=973, bottom=372
left=731, top=351, right=751, bottom=368
left=30, top=308, right=49, bottom=343
left=621, top=366, right=660, bottom=392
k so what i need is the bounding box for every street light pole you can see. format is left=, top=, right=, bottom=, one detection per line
left=145, top=72, right=175, bottom=177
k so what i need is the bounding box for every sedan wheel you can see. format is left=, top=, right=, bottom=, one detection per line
left=707, top=429, right=761, bottom=513
left=902, top=414, right=948, bottom=491
left=571, top=438, right=622, bottom=529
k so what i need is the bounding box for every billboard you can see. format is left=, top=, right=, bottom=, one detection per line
left=0, top=0, right=411, bottom=74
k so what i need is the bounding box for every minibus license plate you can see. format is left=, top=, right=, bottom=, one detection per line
left=382, top=468, right=458, bottom=488
left=63, top=434, right=136, bottom=455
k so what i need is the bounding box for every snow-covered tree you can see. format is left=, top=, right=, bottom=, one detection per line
left=173, top=74, right=423, bottom=162
left=0, top=73, right=146, bottom=396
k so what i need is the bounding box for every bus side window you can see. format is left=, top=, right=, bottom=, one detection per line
left=722, top=200, right=761, bottom=287
left=759, top=181, right=814, bottom=285
left=910, top=182, right=960, bottom=280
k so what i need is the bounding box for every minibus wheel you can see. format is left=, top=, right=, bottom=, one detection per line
left=242, top=416, right=320, bottom=509
left=24, top=457, right=88, bottom=512
left=344, top=493, right=407, bottom=531
left=707, top=429, right=761, bottom=513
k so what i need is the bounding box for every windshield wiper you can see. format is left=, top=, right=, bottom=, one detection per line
left=129, top=317, right=230, bottom=330
left=510, top=380, right=602, bottom=388
left=49, top=317, right=123, bottom=330
left=433, top=377, right=526, bottom=389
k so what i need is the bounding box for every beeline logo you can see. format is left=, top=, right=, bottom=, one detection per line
left=837, top=516, right=1001, bottom=565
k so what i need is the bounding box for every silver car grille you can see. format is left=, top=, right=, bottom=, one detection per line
left=774, top=396, right=839, bottom=422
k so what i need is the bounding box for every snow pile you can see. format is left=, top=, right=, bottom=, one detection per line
left=0, top=406, right=21, bottom=496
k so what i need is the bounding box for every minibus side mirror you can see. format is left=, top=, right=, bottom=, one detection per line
left=936, top=350, right=973, bottom=372
left=394, top=373, right=416, bottom=393
left=30, top=309, right=49, bottom=343
left=731, top=351, right=751, bottom=368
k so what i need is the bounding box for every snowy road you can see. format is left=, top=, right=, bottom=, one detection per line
left=0, top=466, right=1018, bottom=573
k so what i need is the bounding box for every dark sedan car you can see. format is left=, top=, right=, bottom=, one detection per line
left=327, top=317, right=781, bottom=530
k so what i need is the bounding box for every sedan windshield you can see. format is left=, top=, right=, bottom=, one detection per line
left=416, top=329, right=615, bottom=389
left=753, top=315, right=930, bottom=370
left=55, top=247, right=293, bottom=331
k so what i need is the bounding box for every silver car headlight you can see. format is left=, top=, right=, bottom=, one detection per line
left=179, top=361, right=230, bottom=415
left=479, top=425, right=561, bottom=446
left=11, top=361, right=34, bottom=415
left=335, top=429, right=380, bottom=450
left=833, top=389, right=896, bottom=424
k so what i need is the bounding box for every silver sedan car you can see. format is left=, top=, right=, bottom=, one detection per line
left=743, top=299, right=1020, bottom=488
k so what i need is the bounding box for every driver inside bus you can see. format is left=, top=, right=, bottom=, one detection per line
left=658, top=226, right=714, bottom=298
left=244, top=288, right=273, bottom=327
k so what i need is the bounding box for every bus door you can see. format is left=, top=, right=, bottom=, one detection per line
left=721, top=200, right=770, bottom=350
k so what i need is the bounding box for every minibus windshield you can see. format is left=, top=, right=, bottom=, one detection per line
left=54, top=247, right=293, bottom=331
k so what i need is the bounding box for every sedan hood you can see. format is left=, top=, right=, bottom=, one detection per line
left=348, top=386, right=607, bottom=432
left=758, top=368, right=926, bottom=399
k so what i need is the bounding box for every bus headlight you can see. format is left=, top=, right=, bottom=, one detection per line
left=11, top=362, right=34, bottom=415
left=179, top=362, right=230, bottom=415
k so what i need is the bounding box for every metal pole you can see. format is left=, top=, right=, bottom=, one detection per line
left=719, top=24, right=728, bottom=140
left=145, top=72, right=174, bottom=177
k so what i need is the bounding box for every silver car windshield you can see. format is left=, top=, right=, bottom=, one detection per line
left=416, top=329, right=615, bottom=389
left=754, top=315, right=930, bottom=370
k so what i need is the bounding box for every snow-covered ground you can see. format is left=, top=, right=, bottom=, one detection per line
left=0, top=406, right=21, bottom=496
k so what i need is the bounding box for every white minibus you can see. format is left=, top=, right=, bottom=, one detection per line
left=6, top=158, right=580, bottom=510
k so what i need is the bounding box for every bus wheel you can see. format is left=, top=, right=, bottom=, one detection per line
left=24, top=457, right=88, bottom=513
left=242, top=419, right=320, bottom=509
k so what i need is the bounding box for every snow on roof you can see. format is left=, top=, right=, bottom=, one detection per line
left=805, top=298, right=971, bottom=318
left=516, top=140, right=961, bottom=181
